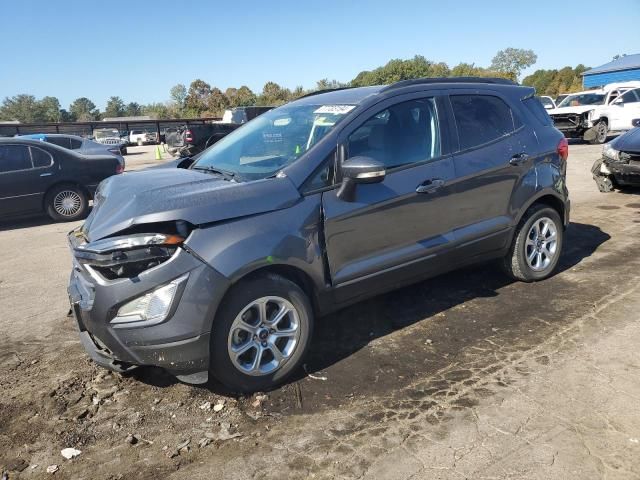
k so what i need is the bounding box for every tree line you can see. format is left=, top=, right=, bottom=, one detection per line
left=0, top=48, right=590, bottom=123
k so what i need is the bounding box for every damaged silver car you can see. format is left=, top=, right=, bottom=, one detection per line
left=592, top=127, right=640, bottom=192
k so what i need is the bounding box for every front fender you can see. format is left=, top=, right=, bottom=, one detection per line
left=184, top=194, right=327, bottom=299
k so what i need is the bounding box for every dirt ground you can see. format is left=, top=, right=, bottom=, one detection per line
left=2, top=142, right=640, bottom=479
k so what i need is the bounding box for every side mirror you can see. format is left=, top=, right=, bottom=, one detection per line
left=337, top=156, right=385, bottom=201
left=613, top=98, right=624, bottom=106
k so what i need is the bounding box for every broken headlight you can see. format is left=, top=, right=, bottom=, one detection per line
left=74, top=233, right=185, bottom=280
left=603, top=143, right=621, bottom=162
left=111, top=274, right=188, bottom=325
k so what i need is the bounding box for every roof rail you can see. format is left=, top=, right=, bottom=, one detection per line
left=381, top=76, right=517, bottom=92
left=297, top=87, right=354, bottom=99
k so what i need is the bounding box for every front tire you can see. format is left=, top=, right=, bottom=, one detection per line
left=589, top=121, right=608, bottom=145
left=209, top=274, right=314, bottom=393
left=502, top=205, right=563, bottom=282
left=45, top=185, right=88, bottom=222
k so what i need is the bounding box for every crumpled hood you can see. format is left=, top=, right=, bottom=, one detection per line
left=82, top=168, right=301, bottom=241
left=548, top=105, right=597, bottom=116
left=612, top=127, right=640, bottom=153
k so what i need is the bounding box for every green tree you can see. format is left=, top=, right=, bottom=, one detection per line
left=169, top=84, right=187, bottom=115
left=0, top=94, right=41, bottom=122
left=490, top=48, right=538, bottom=81
left=38, top=96, right=62, bottom=122
left=104, top=96, right=125, bottom=118
left=185, top=79, right=211, bottom=115
left=258, top=81, right=291, bottom=105
left=291, top=85, right=307, bottom=99
left=522, top=64, right=589, bottom=96
left=142, top=102, right=169, bottom=119
left=125, top=102, right=142, bottom=117
left=59, top=109, right=75, bottom=122
left=206, top=87, right=229, bottom=116
left=235, top=86, right=256, bottom=107
left=69, top=97, right=100, bottom=121
left=350, top=55, right=447, bottom=87
left=316, top=79, right=346, bottom=90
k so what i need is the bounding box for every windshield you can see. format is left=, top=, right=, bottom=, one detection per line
left=192, top=103, right=355, bottom=181
left=558, top=93, right=605, bottom=108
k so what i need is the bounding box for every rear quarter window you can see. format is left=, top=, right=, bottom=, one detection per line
left=522, top=97, right=552, bottom=126
left=30, top=146, right=53, bottom=168
left=450, top=95, right=516, bottom=150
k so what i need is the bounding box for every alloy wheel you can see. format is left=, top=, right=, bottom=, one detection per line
left=227, top=296, right=301, bottom=376
left=525, top=217, right=558, bottom=272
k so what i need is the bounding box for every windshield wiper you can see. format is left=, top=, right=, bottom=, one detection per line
left=192, top=165, right=236, bottom=181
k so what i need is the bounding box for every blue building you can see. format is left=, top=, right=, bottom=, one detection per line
left=582, top=54, right=640, bottom=88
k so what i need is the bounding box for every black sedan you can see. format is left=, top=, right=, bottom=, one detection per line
left=0, top=138, right=124, bottom=221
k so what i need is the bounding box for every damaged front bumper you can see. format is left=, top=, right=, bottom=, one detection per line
left=550, top=112, right=589, bottom=138
left=67, top=230, right=230, bottom=382
left=592, top=153, right=640, bottom=187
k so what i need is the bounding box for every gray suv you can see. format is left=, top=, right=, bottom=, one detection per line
left=68, top=78, right=570, bottom=392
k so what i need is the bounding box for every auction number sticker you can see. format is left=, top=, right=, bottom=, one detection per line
left=314, top=105, right=356, bottom=114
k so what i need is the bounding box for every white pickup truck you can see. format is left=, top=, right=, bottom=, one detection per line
left=548, top=81, right=640, bottom=144
left=129, top=129, right=158, bottom=146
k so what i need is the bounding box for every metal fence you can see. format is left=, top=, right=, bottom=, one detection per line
left=0, top=117, right=222, bottom=139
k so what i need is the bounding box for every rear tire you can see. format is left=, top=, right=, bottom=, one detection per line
left=45, top=184, right=88, bottom=222
left=502, top=205, right=563, bottom=282
left=209, top=274, right=314, bottom=393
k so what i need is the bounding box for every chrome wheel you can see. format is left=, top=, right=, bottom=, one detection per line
left=525, top=217, right=558, bottom=272
left=53, top=190, right=82, bottom=217
left=227, top=296, right=301, bottom=376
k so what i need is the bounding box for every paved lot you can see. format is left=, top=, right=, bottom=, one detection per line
left=2, top=143, right=640, bottom=479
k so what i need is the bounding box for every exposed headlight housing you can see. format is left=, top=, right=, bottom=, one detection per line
left=111, top=274, right=188, bottom=326
left=76, top=233, right=184, bottom=254
left=72, top=233, right=185, bottom=280
left=603, top=143, right=620, bottom=162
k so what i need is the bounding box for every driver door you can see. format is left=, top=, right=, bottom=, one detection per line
left=322, top=93, right=458, bottom=303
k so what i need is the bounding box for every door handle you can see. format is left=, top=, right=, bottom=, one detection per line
left=40, top=173, right=53, bottom=177
left=416, top=178, right=445, bottom=194
left=509, top=153, right=529, bottom=166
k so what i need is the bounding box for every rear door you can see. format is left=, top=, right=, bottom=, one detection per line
left=0, top=144, right=54, bottom=216
left=447, top=91, right=537, bottom=257
left=322, top=92, right=458, bottom=299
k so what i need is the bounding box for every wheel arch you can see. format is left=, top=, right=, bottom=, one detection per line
left=229, top=263, right=321, bottom=315
left=42, top=181, right=91, bottom=210
left=515, top=191, right=567, bottom=229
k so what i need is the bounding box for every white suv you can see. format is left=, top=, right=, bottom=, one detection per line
left=592, top=88, right=640, bottom=135
left=549, top=81, right=640, bottom=144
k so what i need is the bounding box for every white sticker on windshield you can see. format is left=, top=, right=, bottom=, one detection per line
left=314, top=105, right=356, bottom=115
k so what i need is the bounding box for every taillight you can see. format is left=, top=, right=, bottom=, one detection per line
left=557, top=137, right=569, bottom=161
left=185, top=130, right=194, bottom=143
left=116, top=163, right=124, bottom=174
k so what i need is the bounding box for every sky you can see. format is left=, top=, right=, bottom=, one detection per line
left=2, top=0, right=639, bottom=110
